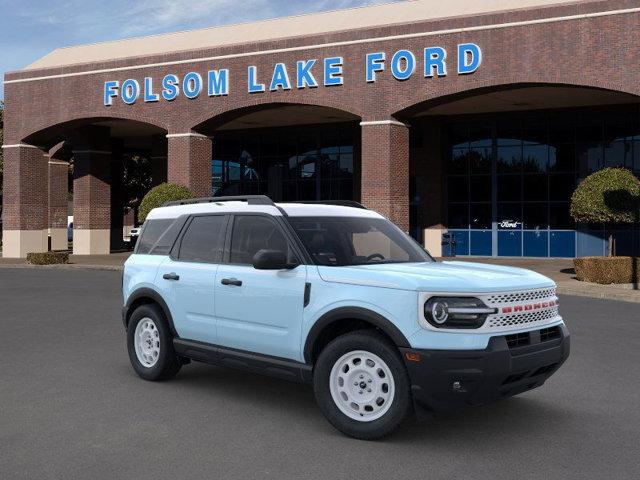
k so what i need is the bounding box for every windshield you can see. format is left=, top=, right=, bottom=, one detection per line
left=289, top=216, right=433, bottom=266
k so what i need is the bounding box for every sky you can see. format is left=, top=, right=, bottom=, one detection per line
left=0, top=0, right=400, bottom=100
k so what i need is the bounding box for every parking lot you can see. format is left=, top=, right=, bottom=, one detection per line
left=1, top=268, right=639, bottom=480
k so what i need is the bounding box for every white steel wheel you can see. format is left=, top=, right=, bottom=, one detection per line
left=329, top=350, right=396, bottom=422
left=134, top=317, right=161, bottom=368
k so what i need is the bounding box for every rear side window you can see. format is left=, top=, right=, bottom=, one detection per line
left=178, top=215, right=227, bottom=263
left=229, top=215, right=289, bottom=264
left=136, top=219, right=174, bottom=254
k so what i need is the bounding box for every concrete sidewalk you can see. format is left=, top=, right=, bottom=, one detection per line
left=1, top=252, right=639, bottom=303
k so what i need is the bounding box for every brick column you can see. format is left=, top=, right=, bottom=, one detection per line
left=167, top=133, right=212, bottom=197
left=1, top=144, right=49, bottom=257
left=48, top=159, right=69, bottom=251
left=360, top=120, right=410, bottom=232
left=150, top=134, right=168, bottom=187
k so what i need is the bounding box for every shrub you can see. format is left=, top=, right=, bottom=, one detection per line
left=574, top=256, right=640, bottom=284
left=570, top=168, right=640, bottom=224
left=138, top=183, right=194, bottom=222
left=27, top=251, right=69, bottom=265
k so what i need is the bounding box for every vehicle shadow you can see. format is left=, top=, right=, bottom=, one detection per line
left=148, top=362, right=572, bottom=441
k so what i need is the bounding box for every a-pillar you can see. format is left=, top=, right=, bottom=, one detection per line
left=48, top=153, right=69, bottom=251
left=166, top=132, right=212, bottom=197
left=360, top=120, right=410, bottom=232
left=1, top=143, right=49, bottom=257
left=150, top=134, right=168, bottom=187
left=72, top=127, right=112, bottom=255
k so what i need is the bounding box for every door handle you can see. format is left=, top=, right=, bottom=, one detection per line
left=163, top=273, right=180, bottom=281
left=221, top=278, right=242, bottom=287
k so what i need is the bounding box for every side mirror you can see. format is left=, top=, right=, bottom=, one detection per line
left=252, top=249, right=298, bottom=270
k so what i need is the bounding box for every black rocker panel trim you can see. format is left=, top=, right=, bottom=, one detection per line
left=123, top=288, right=178, bottom=337
left=173, top=339, right=313, bottom=383
left=303, top=307, right=411, bottom=363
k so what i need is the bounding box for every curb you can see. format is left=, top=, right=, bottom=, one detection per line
left=556, top=285, right=640, bottom=304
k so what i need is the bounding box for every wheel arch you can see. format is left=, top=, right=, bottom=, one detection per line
left=304, top=307, right=411, bottom=364
left=123, top=288, right=178, bottom=337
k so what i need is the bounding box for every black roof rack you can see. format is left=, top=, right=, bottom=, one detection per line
left=162, top=195, right=275, bottom=207
left=290, top=200, right=367, bottom=209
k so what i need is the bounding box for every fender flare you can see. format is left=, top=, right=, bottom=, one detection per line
left=123, top=288, right=178, bottom=337
left=303, top=307, right=411, bottom=363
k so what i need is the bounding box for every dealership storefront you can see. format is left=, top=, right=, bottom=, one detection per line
left=2, top=0, right=640, bottom=257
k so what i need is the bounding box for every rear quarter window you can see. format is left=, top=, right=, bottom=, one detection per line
left=135, top=219, right=175, bottom=254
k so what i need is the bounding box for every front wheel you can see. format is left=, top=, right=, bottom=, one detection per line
left=313, top=330, right=411, bottom=439
left=127, top=303, right=182, bottom=381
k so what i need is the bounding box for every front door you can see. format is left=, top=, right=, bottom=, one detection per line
left=215, top=214, right=307, bottom=361
left=159, top=214, right=228, bottom=345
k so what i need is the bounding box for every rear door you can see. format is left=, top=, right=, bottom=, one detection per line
left=214, top=214, right=307, bottom=361
left=159, top=214, right=229, bottom=345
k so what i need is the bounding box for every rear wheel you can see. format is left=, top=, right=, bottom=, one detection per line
left=127, top=304, right=181, bottom=381
left=313, top=330, right=410, bottom=439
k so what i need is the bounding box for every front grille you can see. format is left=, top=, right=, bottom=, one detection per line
left=506, top=332, right=530, bottom=348
left=540, top=326, right=561, bottom=342
left=486, top=288, right=556, bottom=305
left=487, top=307, right=558, bottom=329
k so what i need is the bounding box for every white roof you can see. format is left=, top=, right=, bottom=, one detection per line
left=25, top=0, right=584, bottom=70
left=146, top=201, right=383, bottom=221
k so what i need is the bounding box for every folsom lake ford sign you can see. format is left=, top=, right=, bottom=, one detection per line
left=103, top=43, right=482, bottom=106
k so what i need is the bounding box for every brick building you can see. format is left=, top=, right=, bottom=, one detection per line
left=3, top=0, right=640, bottom=257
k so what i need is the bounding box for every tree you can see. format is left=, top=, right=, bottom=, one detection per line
left=138, top=183, right=194, bottom=222
left=570, top=167, right=640, bottom=255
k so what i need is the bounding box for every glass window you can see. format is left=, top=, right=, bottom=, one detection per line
left=470, top=175, right=492, bottom=202
left=497, top=145, right=522, bottom=173
left=448, top=204, right=469, bottom=229
left=523, top=175, right=548, bottom=202
left=550, top=202, right=573, bottom=229
left=497, top=175, right=521, bottom=202
left=498, top=203, right=522, bottom=230
left=449, top=148, right=469, bottom=174
left=469, top=147, right=491, bottom=174
left=178, top=215, right=227, bottom=263
left=523, top=144, right=548, bottom=173
left=549, top=144, right=575, bottom=172
left=230, top=215, right=289, bottom=264
left=289, top=216, right=432, bottom=266
left=604, top=141, right=632, bottom=168
left=470, top=203, right=492, bottom=229
left=549, top=174, right=576, bottom=201
left=136, top=219, right=174, bottom=254
left=523, top=204, right=548, bottom=229
left=447, top=176, right=469, bottom=203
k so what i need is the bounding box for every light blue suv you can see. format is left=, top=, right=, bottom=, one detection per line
left=122, top=195, right=569, bottom=439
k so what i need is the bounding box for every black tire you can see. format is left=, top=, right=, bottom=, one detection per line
left=313, top=330, right=411, bottom=440
left=126, top=303, right=182, bottom=381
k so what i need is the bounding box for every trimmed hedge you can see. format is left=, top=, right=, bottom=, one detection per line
left=570, top=168, right=640, bottom=224
left=574, top=256, right=640, bottom=284
left=27, top=251, right=69, bottom=265
left=138, top=183, right=194, bottom=222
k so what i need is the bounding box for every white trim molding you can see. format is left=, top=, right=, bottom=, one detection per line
left=3, top=7, right=640, bottom=85
left=1, top=143, right=42, bottom=150
left=48, top=160, right=70, bottom=165
left=166, top=133, right=212, bottom=139
left=360, top=120, right=409, bottom=127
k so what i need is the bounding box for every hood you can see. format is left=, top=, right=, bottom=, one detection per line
left=317, top=260, right=555, bottom=293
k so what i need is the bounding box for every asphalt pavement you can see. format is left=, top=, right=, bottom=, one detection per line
left=1, top=268, right=639, bottom=480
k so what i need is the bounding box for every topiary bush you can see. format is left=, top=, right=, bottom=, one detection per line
left=27, top=251, right=69, bottom=265
left=138, top=183, right=194, bottom=222
left=570, top=168, right=640, bottom=224
left=574, top=256, right=639, bottom=284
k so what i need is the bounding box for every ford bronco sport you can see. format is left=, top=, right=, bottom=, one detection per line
left=122, top=195, right=570, bottom=439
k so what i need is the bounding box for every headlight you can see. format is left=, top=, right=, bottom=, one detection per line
left=424, top=297, right=496, bottom=329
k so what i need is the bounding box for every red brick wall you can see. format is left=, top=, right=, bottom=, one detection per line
left=167, top=135, right=212, bottom=196
left=2, top=146, right=48, bottom=230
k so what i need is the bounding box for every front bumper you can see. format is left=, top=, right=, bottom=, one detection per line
left=400, top=323, right=570, bottom=418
